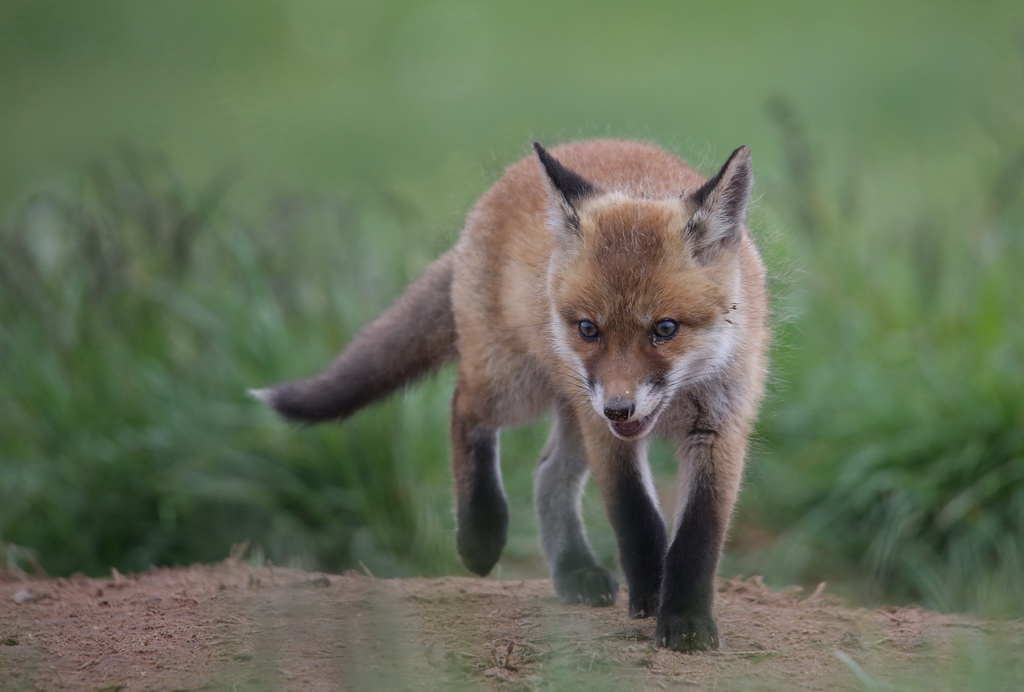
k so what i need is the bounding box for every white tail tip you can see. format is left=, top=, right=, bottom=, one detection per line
left=247, top=387, right=275, bottom=405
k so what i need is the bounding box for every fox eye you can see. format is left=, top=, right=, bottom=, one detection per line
left=653, top=319, right=679, bottom=340
left=578, top=320, right=599, bottom=341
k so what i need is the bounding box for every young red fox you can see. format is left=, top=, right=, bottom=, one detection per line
left=252, top=139, right=768, bottom=652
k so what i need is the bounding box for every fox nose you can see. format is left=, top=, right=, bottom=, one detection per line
left=603, top=397, right=635, bottom=422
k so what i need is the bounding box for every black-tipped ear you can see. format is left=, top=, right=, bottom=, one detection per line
left=685, top=145, right=753, bottom=264
left=533, top=142, right=596, bottom=208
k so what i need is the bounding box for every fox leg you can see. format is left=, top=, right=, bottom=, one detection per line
left=654, top=426, right=746, bottom=653
left=450, top=381, right=508, bottom=577
left=535, top=407, right=618, bottom=606
left=581, top=417, right=668, bottom=619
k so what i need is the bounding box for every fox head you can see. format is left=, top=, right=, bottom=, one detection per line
left=534, top=142, right=753, bottom=440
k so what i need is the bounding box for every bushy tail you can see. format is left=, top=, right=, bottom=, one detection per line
left=252, top=251, right=457, bottom=423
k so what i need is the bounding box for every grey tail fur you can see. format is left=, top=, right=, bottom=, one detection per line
left=252, top=250, right=458, bottom=423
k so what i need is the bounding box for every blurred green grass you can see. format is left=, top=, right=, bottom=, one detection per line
left=1, top=0, right=1023, bottom=618
left=729, top=98, right=1024, bottom=616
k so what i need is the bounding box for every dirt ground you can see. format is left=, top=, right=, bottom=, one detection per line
left=1, top=559, right=1021, bottom=691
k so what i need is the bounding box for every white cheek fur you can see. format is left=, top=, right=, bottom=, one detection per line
left=548, top=305, right=583, bottom=370
left=665, top=322, right=740, bottom=391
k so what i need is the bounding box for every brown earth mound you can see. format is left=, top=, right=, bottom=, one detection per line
left=1, top=560, right=1021, bottom=690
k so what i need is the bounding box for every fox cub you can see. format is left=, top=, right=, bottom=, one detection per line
left=253, top=139, right=768, bottom=652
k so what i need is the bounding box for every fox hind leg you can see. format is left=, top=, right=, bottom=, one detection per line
left=535, top=408, right=618, bottom=606
left=451, top=383, right=509, bottom=577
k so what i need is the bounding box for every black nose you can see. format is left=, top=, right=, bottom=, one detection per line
left=603, top=398, right=635, bottom=422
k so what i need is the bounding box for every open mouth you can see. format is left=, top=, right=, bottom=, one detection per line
left=610, top=416, right=651, bottom=439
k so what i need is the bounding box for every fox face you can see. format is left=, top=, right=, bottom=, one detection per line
left=547, top=196, right=742, bottom=440
left=536, top=143, right=752, bottom=441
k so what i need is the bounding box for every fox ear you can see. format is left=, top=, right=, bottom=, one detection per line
left=533, top=142, right=596, bottom=239
left=685, top=146, right=753, bottom=264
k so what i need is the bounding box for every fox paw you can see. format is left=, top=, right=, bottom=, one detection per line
left=456, top=500, right=509, bottom=577
left=654, top=613, right=720, bottom=653
left=553, top=566, right=618, bottom=607
left=628, top=592, right=659, bottom=619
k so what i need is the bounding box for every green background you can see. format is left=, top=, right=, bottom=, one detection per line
left=2, top=0, right=1022, bottom=616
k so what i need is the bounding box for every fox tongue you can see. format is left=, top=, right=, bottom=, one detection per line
left=612, top=418, right=647, bottom=437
